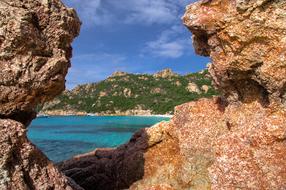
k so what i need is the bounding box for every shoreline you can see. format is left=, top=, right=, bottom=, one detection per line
left=37, top=114, right=173, bottom=118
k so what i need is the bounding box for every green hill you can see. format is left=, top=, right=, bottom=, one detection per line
left=40, top=69, right=219, bottom=115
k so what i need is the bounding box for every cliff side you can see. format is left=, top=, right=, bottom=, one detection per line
left=0, top=0, right=81, bottom=189
left=60, top=0, right=286, bottom=189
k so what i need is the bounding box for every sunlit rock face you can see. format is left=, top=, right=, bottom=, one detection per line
left=183, top=0, right=286, bottom=105
left=0, top=0, right=80, bottom=125
left=60, top=0, right=286, bottom=189
left=60, top=98, right=286, bottom=190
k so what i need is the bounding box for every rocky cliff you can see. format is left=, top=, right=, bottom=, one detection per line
left=0, top=0, right=81, bottom=189
left=60, top=0, right=286, bottom=189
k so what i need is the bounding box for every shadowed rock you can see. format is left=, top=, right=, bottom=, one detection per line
left=59, top=122, right=171, bottom=190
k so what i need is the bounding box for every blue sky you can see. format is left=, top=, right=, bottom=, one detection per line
left=63, top=0, right=209, bottom=89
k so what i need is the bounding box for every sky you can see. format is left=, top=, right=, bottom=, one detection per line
left=62, top=0, right=210, bottom=89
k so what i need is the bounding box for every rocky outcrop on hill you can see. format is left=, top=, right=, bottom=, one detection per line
left=60, top=0, right=286, bottom=189
left=111, top=71, right=129, bottom=77
left=0, top=0, right=81, bottom=189
left=0, top=0, right=80, bottom=125
left=186, top=82, right=201, bottom=94
left=153, top=68, right=178, bottom=78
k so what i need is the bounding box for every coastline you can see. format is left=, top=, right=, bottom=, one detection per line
left=37, top=113, right=173, bottom=118
left=38, top=109, right=173, bottom=118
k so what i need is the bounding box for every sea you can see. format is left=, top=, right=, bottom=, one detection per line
left=27, top=116, right=170, bottom=162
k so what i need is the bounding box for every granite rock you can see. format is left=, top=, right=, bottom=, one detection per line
left=0, top=0, right=80, bottom=125
left=0, top=119, right=83, bottom=190
left=183, top=0, right=286, bottom=105
left=61, top=98, right=286, bottom=190
left=153, top=69, right=178, bottom=79
left=60, top=0, right=286, bottom=189
left=0, top=0, right=82, bottom=189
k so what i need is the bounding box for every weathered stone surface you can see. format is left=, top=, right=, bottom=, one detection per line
left=0, top=119, right=83, bottom=190
left=0, top=0, right=81, bottom=189
left=180, top=1, right=286, bottom=187
left=0, top=0, right=80, bottom=125
left=183, top=0, right=286, bottom=105
left=209, top=102, right=286, bottom=189
left=61, top=98, right=286, bottom=190
left=201, top=85, right=209, bottom=93
left=60, top=0, right=286, bottom=189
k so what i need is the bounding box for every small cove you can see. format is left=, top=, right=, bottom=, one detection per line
left=28, top=116, right=170, bottom=162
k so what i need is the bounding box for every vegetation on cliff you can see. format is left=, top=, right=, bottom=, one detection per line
left=41, top=69, right=219, bottom=115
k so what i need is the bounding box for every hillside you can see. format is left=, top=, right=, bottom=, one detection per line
left=40, top=69, right=219, bottom=115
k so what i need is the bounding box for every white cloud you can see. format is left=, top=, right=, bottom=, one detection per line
left=142, top=25, right=192, bottom=58
left=119, top=0, right=178, bottom=24
left=147, top=40, right=185, bottom=58
left=64, top=0, right=192, bottom=26
left=63, top=0, right=113, bottom=26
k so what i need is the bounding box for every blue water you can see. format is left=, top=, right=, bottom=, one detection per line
left=27, top=116, right=169, bottom=162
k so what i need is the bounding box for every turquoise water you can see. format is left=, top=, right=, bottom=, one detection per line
left=28, top=116, right=169, bottom=162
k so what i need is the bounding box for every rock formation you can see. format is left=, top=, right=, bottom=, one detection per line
left=186, top=82, right=201, bottom=94
left=183, top=0, right=286, bottom=105
left=0, top=0, right=81, bottom=189
left=60, top=0, right=286, bottom=189
left=0, top=0, right=80, bottom=125
left=153, top=68, right=178, bottom=78
left=111, top=71, right=128, bottom=77
left=59, top=122, right=169, bottom=190
left=0, top=119, right=83, bottom=190
left=201, top=85, right=209, bottom=93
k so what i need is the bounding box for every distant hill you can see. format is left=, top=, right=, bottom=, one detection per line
left=39, top=69, right=219, bottom=116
